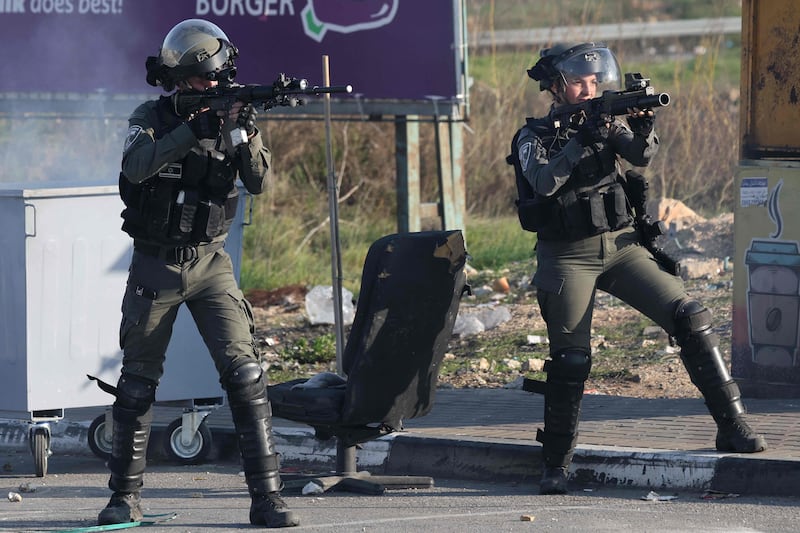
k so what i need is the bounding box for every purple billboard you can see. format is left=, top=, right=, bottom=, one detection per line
left=0, top=0, right=466, bottom=103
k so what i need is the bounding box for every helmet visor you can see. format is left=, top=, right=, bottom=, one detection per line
left=555, top=46, right=621, bottom=92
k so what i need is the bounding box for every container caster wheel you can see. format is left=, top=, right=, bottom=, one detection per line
left=29, top=425, right=52, bottom=478
left=163, top=418, right=212, bottom=464
left=88, top=413, right=113, bottom=461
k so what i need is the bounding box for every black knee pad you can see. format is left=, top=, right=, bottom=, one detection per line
left=222, top=359, right=267, bottom=405
left=545, top=349, right=592, bottom=384
left=673, top=299, right=718, bottom=355
left=115, top=373, right=157, bottom=416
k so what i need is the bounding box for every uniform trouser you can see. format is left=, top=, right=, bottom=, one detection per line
left=120, top=245, right=258, bottom=381
left=534, top=227, right=687, bottom=351
left=533, top=227, right=687, bottom=466
left=109, top=244, right=265, bottom=493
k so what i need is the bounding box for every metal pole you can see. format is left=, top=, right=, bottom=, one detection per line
left=322, top=55, right=345, bottom=369
left=322, top=55, right=356, bottom=475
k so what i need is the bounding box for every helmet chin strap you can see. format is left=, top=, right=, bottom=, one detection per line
left=550, top=74, right=568, bottom=104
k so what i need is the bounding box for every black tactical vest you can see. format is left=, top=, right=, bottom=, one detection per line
left=119, top=96, right=239, bottom=245
left=507, top=116, right=632, bottom=241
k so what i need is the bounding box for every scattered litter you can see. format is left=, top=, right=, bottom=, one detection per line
left=17, top=483, right=36, bottom=493
left=7, top=492, right=22, bottom=502
left=526, top=335, right=549, bottom=345
left=305, top=285, right=355, bottom=326
left=453, top=305, right=512, bottom=336
left=701, top=490, right=740, bottom=500
left=641, top=490, right=678, bottom=501
left=492, top=277, right=510, bottom=294
left=302, top=481, right=324, bottom=495
left=520, top=514, right=535, bottom=522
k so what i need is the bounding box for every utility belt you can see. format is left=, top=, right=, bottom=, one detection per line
left=134, top=240, right=224, bottom=264
left=522, top=181, right=632, bottom=241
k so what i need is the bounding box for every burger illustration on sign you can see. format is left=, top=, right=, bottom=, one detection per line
left=302, top=0, right=399, bottom=42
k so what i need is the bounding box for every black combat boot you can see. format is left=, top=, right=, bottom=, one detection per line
left=224, top=360, right=298, bottom=528
left=539, top=466, right=569, bottom=495
left=98, top=491, right=143, bottom=525
left=249, top=488, right=297, bottom=528
left=528, top=349, right=592, bottom=495
left=715, top=411, right=767, bottom=453
left=675, top=300, right=767, bottom=454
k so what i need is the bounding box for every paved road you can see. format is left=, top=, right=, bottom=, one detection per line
left=2, top=454, right=800, bottom=532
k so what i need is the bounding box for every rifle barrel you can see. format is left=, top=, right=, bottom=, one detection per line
left=308, top=85, right=353, bottom=94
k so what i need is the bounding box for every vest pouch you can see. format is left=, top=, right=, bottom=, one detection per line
left=192, top=199, right=225, bottom=242
left=205, top=154, right=234, bottom=196
left=587, top=191, right=611, bottom=234
left=144, top=180, right=175, bottom=238
left=168, top=189, right=198, bottom=241
left=603, top=182, right=631, bottom=230
left=558, top=190, right=591, bottom=239
left=517, top=198, right=551, bottom=233
left=218, top=190, right=239, bottom=236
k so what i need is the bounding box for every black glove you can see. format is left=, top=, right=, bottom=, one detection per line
left=236, top=103, right=258, bottom=136
left=627, top=110, right=655, bottom=136
left=187, top=110, right=220, bottom=140
left=574, top=117, right=609, bottom=147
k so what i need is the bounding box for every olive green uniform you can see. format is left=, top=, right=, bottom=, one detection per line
left=119, top=95, right=269, bottom=382
left=513, top=110, right=766, bottom=495
left=515, top=116, right=686, bottom=353
left=99, top=94, right=296, bottom=527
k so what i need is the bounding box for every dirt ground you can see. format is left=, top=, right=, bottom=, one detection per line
left=250, top=210, right=735, bottom=400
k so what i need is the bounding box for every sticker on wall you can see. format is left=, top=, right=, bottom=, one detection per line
left=740, top=177, right=769, bottom=207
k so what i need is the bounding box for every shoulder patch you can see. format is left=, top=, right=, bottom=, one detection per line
left=519, top=141, right=532, bottom=171
left=123, top=125, right=144, bottom=153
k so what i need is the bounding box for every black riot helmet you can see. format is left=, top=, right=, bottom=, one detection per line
left=527, top=42, right=621, bottom=96
left=145, top=19, right=239, bottom=91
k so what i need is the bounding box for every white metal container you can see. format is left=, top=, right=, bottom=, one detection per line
left=0, top=182, right=248, bottom=419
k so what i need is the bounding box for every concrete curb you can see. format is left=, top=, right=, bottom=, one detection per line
left=3, top=419, right=798, bottom=498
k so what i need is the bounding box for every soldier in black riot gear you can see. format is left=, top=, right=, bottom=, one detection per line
left=508, top=43, right=767, bottom=496
left=97, top=19, right=298, bottom=528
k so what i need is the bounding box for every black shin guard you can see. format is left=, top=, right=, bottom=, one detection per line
left=674, top=300, right=743, bottom=418
left=222, top=360, right=282, bottom=496
left=106, top=374, right=156, bottom=494
left=531, top=350, right=592, bottom=468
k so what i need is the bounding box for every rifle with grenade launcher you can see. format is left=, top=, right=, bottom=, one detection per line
left=552, top=72, right=670, bottom=129
left=623, top=170, right=681, bottom=277
left=174, top=73, right=353, bottom=154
